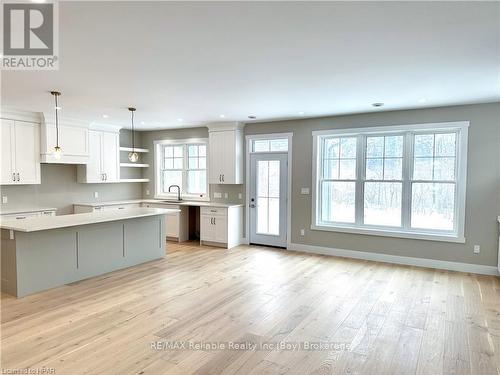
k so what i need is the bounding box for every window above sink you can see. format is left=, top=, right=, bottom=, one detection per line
left=154, top=138, right=209, bottom=201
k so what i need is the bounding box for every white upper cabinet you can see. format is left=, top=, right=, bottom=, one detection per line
left=208, top=123, right=243, bottom=184
left=40, top=117, right=89, bottom=164
left=0, top=118, right=41, bottom=185
left=77, top=130, right=120, bottom=183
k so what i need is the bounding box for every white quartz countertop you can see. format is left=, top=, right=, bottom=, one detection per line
left=0, top=207, right=178, bottom=232
left=73, top=199, right=244, bottom=208
left=0, top=207, right=57, bottom=215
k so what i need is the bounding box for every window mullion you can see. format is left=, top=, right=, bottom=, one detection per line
left=355, top=134, right=365, bottom=226
left=401, top=132, right=413, bottom=230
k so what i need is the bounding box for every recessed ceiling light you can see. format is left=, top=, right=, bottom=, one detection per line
left=248, top=115, right=256, bottom=120
left=55, top=106, right=62, bottom=110
left=141, top=121, right=145, bottom=125
left=418, top=98, right=428, bottom=103
left=371, top=102, right=384, bottom=107
left=102, top=114, right=109, bottom=119
left=219, top=114, right=225, bottom=118
left=177, top=118, right=183, bottom=122
left=31, top=0, right=46, bottom=3
left=298, top=111, right=305, bottom=115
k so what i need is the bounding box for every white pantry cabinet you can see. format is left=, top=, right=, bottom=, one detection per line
left=77, top=130, right=120, bottom=183
left=40, top=121, right=89, bottom=164
left=0, top=119, right=41, bottom=185
left=208, top=127, right=243, bottom=184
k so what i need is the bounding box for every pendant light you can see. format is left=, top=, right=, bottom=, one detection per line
left=128, top=107, right=138, bottom=162
left=50, top=91, right=62, bottom=159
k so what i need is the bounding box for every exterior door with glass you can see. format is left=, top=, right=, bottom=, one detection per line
left=249, top=153, right=288, bottom=247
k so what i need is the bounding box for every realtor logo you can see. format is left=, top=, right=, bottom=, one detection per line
left=1, top=1, right=59, bottom=70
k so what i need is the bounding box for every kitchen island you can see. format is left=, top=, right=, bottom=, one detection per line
left=0, top=207, right=178, bottom=297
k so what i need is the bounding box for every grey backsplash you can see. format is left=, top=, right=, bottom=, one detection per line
left=0, top=163, right=142, bottom=215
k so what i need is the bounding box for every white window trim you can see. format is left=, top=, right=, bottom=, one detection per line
left=311, top=121, right=469, bottom=243
left=154, top=138, right=209, bottom=201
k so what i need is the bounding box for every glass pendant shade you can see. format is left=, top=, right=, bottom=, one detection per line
left=53, top=146, right=62, bottom=160
left=128, top=151, right=139, bottom=163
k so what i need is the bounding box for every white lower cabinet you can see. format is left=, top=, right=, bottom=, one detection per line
left=1, top=210, right=56, bottom=220
left=141, top=203, right=188, bottom=242
left=73, top=203, right=140, bottom=214
left=200, top=206, right=242, bottom=248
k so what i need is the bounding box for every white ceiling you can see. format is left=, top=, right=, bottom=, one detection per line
left=2, top=1, right=499, bottom=130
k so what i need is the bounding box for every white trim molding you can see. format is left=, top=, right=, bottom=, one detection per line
left=288, top=242, right=499, bottom=276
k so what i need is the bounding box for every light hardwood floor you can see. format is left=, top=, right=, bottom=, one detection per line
left=1, top=241, right=500, bottom=375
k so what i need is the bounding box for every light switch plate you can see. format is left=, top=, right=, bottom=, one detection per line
left=238, top=193, right=243, bottom=200
left=94, top=192, right=99, bottom=199
left=145, top=189, right=150, bottom=196
left=301, top=188, right=310, bottom=195
left=473, top=245, right=480, bottom=254
left=213, top=192, right=222, bottom=199
left=224, top=193, right=228, bottom=199
left=2, top=196, right=7, bottom=204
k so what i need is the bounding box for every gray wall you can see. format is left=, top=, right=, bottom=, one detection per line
left=140, top=127, right=245, bottom=204
left=0, top=130, right=143, bottom=215
left=245, top=102, right=500, bottom=267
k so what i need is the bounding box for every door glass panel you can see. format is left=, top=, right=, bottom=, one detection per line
left=256, top=160, right=280, bottom=235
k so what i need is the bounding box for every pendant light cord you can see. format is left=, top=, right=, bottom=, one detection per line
left=54, top=94, right=59, bottom=148
left=131, top=110, right=135, bottom=152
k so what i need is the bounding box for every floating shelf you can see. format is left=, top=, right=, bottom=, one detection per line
left=119, top=178, right=150, bottom=183
left=119, top=147, right=149, bottom=153
left=120, top=163, right=149, bottom=168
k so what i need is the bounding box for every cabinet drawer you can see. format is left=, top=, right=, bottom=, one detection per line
left=1, top=212, right=40, bottom=220
left=200, top=207, right=227, bottom=217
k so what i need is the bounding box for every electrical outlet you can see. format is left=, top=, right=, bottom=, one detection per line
left=300, top=229, right=305, bottom=236
left=2, top=196, right=7, bottom=204
left=224, top=193, right=228, bottom=199
left=473, top=245, right=480, bottom=254
left=94, top=192, right=99, bottom=199
left=146, top=189, right=150, bottom=196
left=238, top=193, right=243, bottom=200
left=213, top=192, right=222, bottom=199
left=301, top=188, right=310, bottom=195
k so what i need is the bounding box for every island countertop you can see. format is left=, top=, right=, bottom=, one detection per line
left=0, top=207, right=179, bottom=232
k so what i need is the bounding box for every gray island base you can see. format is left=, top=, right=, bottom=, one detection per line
left=1, top=208, right=176, bottom=297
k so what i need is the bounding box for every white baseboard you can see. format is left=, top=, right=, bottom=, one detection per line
left=287, top=242, right=499, bottom=276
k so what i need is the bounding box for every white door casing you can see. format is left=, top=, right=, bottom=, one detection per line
left=249, top=153, right=288, bottom=247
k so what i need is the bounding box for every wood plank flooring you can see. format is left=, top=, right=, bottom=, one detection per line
left=1, top=241, right=500, bottom=374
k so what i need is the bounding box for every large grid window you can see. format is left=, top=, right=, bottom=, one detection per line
left=155, top=140, right=208, bottom=199
left=313, top=122, right=468, bottom=242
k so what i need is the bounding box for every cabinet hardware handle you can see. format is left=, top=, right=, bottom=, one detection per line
left=12, top=173, right=15, bottom=181
left=222, top=174, right=224, bottom=182
left=16, top=216, right=26, bottom=220
left=105, top=173, right=107, bottom=181
left=16, top=173, right=20, bottom=181
left=213, top=217, right=216, bottom=225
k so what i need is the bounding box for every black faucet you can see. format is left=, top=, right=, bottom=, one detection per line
left=168, top=185, right=181, bottom=201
